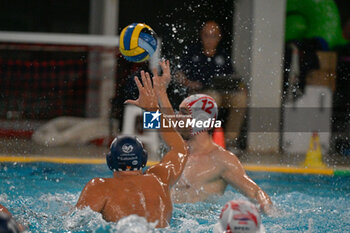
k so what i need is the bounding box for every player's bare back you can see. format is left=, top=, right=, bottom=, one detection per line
left=88, top=173, right=172, bottom=227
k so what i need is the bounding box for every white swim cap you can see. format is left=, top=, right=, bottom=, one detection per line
left=181, top=94, right=218, bottom=135
left=213, top=200, right=265, bottom=233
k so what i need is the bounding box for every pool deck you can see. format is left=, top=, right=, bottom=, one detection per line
left=1, top=138, right=350, bottom=175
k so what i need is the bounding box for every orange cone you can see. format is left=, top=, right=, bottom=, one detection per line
left=213, top=127, right=226, bottom=148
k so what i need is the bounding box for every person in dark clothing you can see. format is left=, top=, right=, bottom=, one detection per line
left=175, top=21, right=247, bottom=149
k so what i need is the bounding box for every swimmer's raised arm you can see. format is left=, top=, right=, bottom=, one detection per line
left=217, top=151, right=274, bottom=215
left=124, top=64, right=187, bottom=187
left=147, top=132, right=187, bottom=187
left=152, top=61, right=188, bottom=178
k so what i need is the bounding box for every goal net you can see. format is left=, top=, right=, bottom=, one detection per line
left=0, top=32, right=119, bottom=121
left=0, top=31, right=121, bottom=139
left=0, top=31, right=160, bottom=146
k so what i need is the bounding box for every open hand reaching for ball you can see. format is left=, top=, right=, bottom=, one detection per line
left=124, top=71, right=159, bottom=111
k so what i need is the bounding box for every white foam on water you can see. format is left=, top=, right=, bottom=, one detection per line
left=12, top=192, right=160, bottom=232
left=0, top=193, right=8, bottom=202
left=115, top=215, right=157, bottom=233
left=2, top=170, right=350, bottom=233
left=63, top=207, right=110, bottom=232
left=63, top=208, right=160, bottom=233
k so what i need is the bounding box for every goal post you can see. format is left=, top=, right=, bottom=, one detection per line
left=0, top=30, right=161, bottom=140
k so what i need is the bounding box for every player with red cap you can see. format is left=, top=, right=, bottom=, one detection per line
left=153, top=60, right=274, bottom=215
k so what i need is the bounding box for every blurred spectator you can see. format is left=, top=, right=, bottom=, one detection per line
left=175, top=21, right=247, bottom=150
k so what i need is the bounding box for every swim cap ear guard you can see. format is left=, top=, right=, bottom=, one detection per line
left=106, top=136, right=148, bottom=172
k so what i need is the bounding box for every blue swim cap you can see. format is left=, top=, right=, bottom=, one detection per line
left=106, top=136, right=148, bottom=171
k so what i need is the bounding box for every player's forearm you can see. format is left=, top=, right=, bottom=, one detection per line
left=158, top=112, right=188, bottom=184
left=238, top=175, right=272, bottom=212
left=160, top=117, right=186, bottom=155
left=157, top=91, right=186, bottom=152
left=255, top=189, right=273, bottom=213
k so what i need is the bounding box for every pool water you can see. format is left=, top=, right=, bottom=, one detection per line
left=0, top=162, right=349, bottom=232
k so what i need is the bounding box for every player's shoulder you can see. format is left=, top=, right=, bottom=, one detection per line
left=213, top=144, right=240, bottom=163
left=146, top=162, right=169, bottom=175
left=145, top=162, right=174, bottom=185
left=87, top=177, right=108, bottom=188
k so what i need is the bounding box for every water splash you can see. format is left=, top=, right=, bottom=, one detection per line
left=1, top=164, right=350, bottom=232
left=115, top=215, right=157, bottom=233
